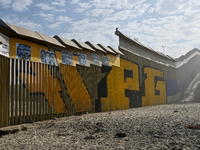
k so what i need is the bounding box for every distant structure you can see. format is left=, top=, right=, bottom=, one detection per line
left=134, top=37, right=138, bottom=41
left=162, top=45, right=166, bottom=54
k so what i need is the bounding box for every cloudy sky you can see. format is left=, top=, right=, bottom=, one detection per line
left=0, top=0, right=199, bottom=58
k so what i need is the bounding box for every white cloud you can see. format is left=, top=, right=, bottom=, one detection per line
left=56, top=16, right=71, bottom=22
left=12, top=0, right=33, bottom=12
left=47, top=22, right=63, bottom=29
left=58, top=17, right=121, bottom=49
left=75, top=2, right=92, bottom=12
left=73, top=0, right=147, bottom=13
left=103, top=4, right=150, bottom=22
left=70, top=0, right=80, bottom=4
left=47, top=16, right=71, bottom=29
left=148, top=7, right=154, bottom=13
left=0, top=0, right=11, bottom=8
left=60, top=32, right=112, bottom=46
left=3, top=15, right=42, bottom=31
left=155, top=0, right=195, bottom=15
left=86, top=9, right=114, bottom=17
left=52, top=0, right=66, bottom=6
left=35, top=13, right=54, bottom=22
left=36, top=3, right=65, bottom=12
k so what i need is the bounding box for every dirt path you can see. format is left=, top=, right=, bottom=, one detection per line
left=1, top=103, right=200, bottom=149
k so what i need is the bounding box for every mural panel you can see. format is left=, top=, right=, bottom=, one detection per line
left=102, top=55, right=110, bottom=66
left=40, top=49, right=55, bottom=65
left=78, top=53, right=86, bottom=66
left=16, top=54, right=167, bottom=115
left=0, top=32, right=9, bottom=57
left=142, top=67, right=166, bottom=106
left=16, top=43, right=31, bottom=60
left=98, top=59, right=140, bottom=112
left=62, top=51, right=73, bottom=65
left=92, top=54, right=100, bottom=66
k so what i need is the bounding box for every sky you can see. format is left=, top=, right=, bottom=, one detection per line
left=0, top=0, right=200, bottom=58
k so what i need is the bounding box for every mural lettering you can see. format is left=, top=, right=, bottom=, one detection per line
left=142, top=67, right=166, bottom=106
left=17, top=58, right=167, bottom=115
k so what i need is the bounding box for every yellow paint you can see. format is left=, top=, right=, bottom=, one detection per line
left=9, top=37, right=48, bottom=63
left=19, top=63, right=67, bottom=114
left=142, top=67, right=166, bottom=106
left=55, top=51, right=62, bottom=64
left=73, top=55, right=79, bottom=66
left=106, top=54, right=120, bottom=67
left=101, top=59, right=139, bottom=112
left=60, top=64, right=92, bottom=112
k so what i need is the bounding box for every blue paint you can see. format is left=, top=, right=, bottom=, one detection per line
left=166, top=79, right=180, bottom=96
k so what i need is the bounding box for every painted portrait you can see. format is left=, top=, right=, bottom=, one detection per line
left=92, top=54, right=100, bottom=66
left=62, top=51, right=73, bottom=65
left=102, top=55, right=110, bottom=66
left=40, top=49, right=55, bottom=65
left=78, top=53, right=86, bottom=66
left=16, top=43, right=31, bottom=60
left=0, top=32, right=9, bottom=57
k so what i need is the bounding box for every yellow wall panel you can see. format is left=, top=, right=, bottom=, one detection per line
left=9, top=37, right=48, bottom=63
left=101, top=59, right=139, bottom=111
left=73, top=55, right=79, bottom=66
left=55, top=51, right=62, bottom=64
left=60, top=64, right=92, bottom=112
left=106, top=54, right=120, bottom=67
left=19, top=63, right=67, bottom=114
left=142, top=67, right=166, bottom=106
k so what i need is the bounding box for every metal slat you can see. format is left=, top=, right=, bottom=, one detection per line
left=36, top=62, right=39, bottom=122
left=30, top=62, right=33, bottom=121
left=51, top=65, right=53, bottom=118
left=0, top=56, right=3, bottom=128
left=47, top=64, right=50, bottom=120
left=63, top=65, right=71, bottom=116
left=51, top=66, right=55, bottom=117
left=39, top=63, right=42, bottom=121
left=46, top=64, right=48, bottom=120
left=11, top=59, right=15, bottom=126
left=42, top=63, right=45, bottom=120
left=58, top=65, right=61, bottom=116
left=60, top=65, right=63, bottom=114
left=3, top=57, right=8, bottom=127
left=33, top=62, right=35, bottom=122
left=58, top=66, right=61, bottom=117
left=24, top=61, right=27, bottom=122
left=40, top=63, right=43, bottom=121
left=19, top=60, right=22, bottom=124
left=54, top=66, right=57, bottom=117
left=27, top=61, right=30, bottom=123
left=6, top=57, right=10, bottom=127
left=15, top=59, right=18, bottom=125
left=22, top=60, right=25, bottom=124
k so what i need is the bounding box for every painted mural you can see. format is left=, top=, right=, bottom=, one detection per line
left=102, top=55, right=110, bottom=66
left=62, top=51, right=73, bottom=65
left=0, top=32, right=9, bottom=57
left=78, top=53, right=86, bottom=66
left=17, top=57, right=167, bottom=114
left=40, top=49, right=55, bottom=65
left=16, top=43, right=31, bottom=60
left=92, top=54, right=100, bottom=66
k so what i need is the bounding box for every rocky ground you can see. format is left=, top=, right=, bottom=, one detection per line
left=1, top=103, right=200, bottom=149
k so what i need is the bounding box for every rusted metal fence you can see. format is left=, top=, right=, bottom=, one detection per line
left=0, top=55, right=10, bottom=128
left=0, top=56, right=72, bottom=128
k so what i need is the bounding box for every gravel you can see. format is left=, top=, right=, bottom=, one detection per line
left=1, top=103, right=200, bottom=149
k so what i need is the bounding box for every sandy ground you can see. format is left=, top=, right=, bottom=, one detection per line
left=1, top=103, right=200, bottom=150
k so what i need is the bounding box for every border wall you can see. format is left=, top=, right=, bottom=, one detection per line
left=0, top=19, right=200, bottom=128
